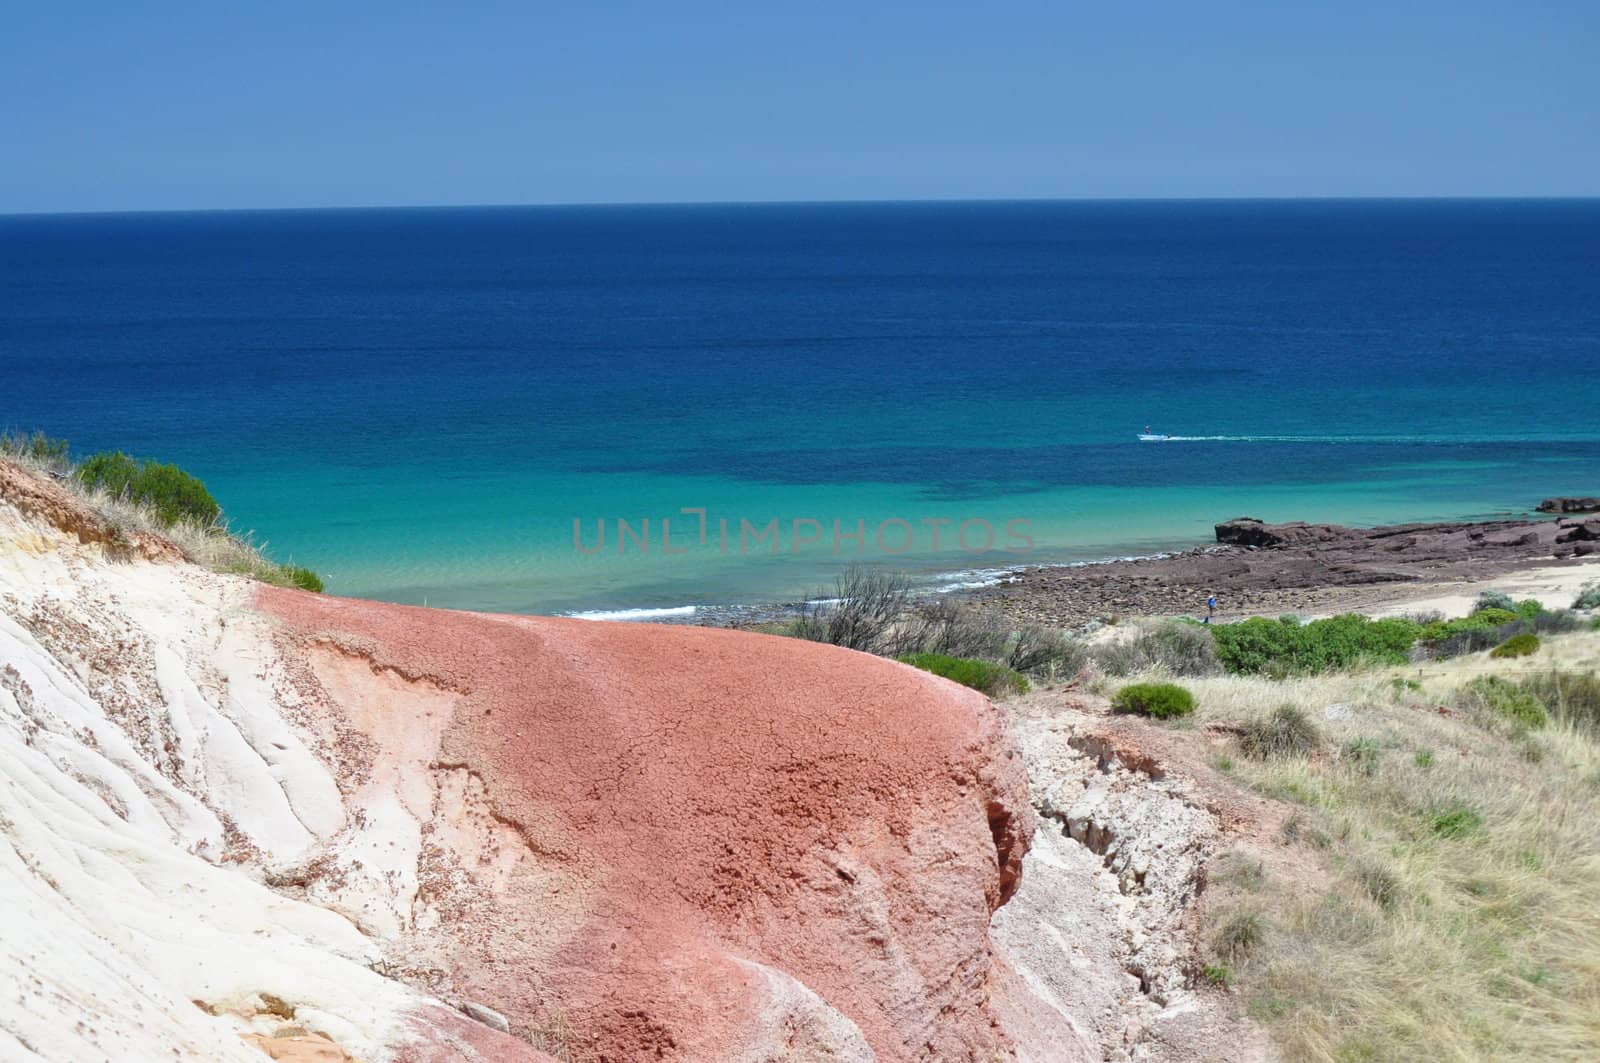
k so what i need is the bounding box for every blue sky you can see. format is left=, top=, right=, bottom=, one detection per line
left=3, top=2, right=1596, bottom=212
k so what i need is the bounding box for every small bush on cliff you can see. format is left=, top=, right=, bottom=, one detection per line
left=1002, top=623, right=1089, bottom=679
left=1111, top=681, right=1195, bottom=719
left=1574, top=581, right=1600, bottom=611
left=876, top=599, right=1086, bottom=680
left=894, top=599, right=1010, bottom=659
left=75, top=450, right=222, bottom=528
left=0, top=430, right=72, bottom=474
left=4, top=432, right=322, bottom=593
left=792, top=565, right=914, bottom=654
left=1489, top=632, right=1539, bottom=658
left=897, top=653, right=1029, bottom=696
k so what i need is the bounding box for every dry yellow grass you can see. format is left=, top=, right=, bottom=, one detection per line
left=1132, top=629, right=1600, bottom=1061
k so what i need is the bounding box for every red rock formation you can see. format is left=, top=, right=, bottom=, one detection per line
left=255, top=587, right=1034, bottom=1061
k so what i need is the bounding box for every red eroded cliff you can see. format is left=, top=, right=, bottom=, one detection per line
left=255, top=587, right=1033, bottom=1060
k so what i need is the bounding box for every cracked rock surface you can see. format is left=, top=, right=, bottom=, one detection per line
left=991, top=694, right=1275, bottom=1062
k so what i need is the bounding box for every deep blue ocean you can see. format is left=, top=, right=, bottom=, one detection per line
left=2, top=200, right=1598, bottom=617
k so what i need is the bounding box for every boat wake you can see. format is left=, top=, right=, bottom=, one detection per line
left=1139, top=434, right=1469, bottom=443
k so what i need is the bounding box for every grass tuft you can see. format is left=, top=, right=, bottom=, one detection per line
left=1212, top=910, right=1265, bottom=964
left=1240, top=704, right=1321, bottom=758
left=1519, top=670, right=1600, bottom=734
left=1429, top=802, right=1483, bottom=839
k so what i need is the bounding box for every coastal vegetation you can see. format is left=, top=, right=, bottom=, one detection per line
left=1109, top=681, right=1195, bottom=718
left=1210, top=614, right=1421, bottom=675
left=1458, top=675, right=1548, bottom=730
left=782, top=561, right=1600, bottom=1058
left=1164, top=625, right=1600, bottom=1062
left=1, top=430, right=322, bottom=592
left=788, top=566, right=1084, bottom=681
left=896, top=653, right=1029, bottom=696
left=1490, top=632, right=1540, bottom=658
left=1093, top=619, right=1221, bottom=677
left=1237, top=704, right=1322, bottom=758
left=785, top=565, right=1595, bottom=711
left=74, top=450, right=222, bottom=527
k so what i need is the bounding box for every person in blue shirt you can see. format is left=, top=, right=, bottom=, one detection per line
left=1206, top=594, right=1217, bottom=624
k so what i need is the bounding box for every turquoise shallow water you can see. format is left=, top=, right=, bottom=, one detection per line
left=3, top=201, right=1598, bottom=615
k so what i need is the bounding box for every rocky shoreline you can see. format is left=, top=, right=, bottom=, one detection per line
left=964, top=513, right=1600, bottom=627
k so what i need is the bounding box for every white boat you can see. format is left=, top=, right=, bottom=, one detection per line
left=1137, top=432, right=1173, bottom=442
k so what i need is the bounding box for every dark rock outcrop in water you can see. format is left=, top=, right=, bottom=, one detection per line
left=1214, top=516, right=1565, bottom=555
left=1214, top=517, right=1355, bottom=548
left=1537, top=496, right=1600, bottom=514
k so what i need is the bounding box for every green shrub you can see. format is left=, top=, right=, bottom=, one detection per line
left=1241, top=705, right=1321, bottom=758
left=75, top=450, right=222, bottom=528
left=1094, top=620, right=1222, bottom=677
left=1110, top=681, right=1196, bottom=719
left=1575, top=581, right=1600, bottom=611
left=1520, top=670, right=1600, bottom=733
left=1514, top=599, right=1544, bottom=618
left=1459, top=676, right=1547, bottom=730
left=1431, top=803, right=1482, bottom=839
left=1212, top=614, right=1421, bottom=676
left=897, top=653, right=1029, bottom=697
left=1489, top=633, right=1540, bottom=659
left=1415, top=606, right=1576, bottom=659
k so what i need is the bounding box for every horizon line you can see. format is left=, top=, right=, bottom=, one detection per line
left=5, top=192, right=1600, bottom=221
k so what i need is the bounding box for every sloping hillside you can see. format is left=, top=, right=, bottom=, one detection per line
left=0, top=458, right=1041, bottom=1061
